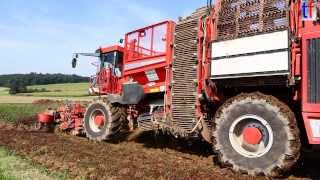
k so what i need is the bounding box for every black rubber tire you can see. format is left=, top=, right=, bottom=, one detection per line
left=213, top=92, right=301, bottom=176
left=84, top=99, right=127, bottom=141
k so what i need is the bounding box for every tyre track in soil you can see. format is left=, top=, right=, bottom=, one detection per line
left=0, top=123, right=318, bottom=180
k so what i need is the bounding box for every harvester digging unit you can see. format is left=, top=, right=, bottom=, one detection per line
left=38, top=0, right=320, bottom=176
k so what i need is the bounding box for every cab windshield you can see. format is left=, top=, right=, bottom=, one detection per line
left=100, top=51, right=123, bottom=77
left=101, top=52, right=115, bottom=69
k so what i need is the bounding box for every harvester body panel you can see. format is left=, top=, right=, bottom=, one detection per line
left=211, top=30, right=290, bottom=78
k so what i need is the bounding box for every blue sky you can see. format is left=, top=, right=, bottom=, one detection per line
left=0, top=0, right=205, bottom=76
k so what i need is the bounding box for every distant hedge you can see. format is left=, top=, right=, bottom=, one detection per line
left=0, top=73, right=88, bottom=94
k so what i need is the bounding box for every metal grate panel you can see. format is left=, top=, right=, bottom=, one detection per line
left=308, top=38, right=320, bottom=104
left=171, top=8, right=207, bottom=132
left=216, top=0, right=289, bottom=41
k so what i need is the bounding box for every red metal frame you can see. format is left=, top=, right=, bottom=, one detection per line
left=56, top=103, right=86, bottom=135
left=164, top=22, right=175, bottom=115
left=196, top=9, right=221, bottom=117
left=124, top=21, right=172, bottom=63
left=288, top=0, right=320, bottom=144
left=100, top=45, right=124, bottom=54
left=302, top=112, right=320, bottom=144
left=298, top=12, right=320, bottom=144
left=91, top=21, right=175, bottom=97
left=122, top=21, right=175, bottom=95
left=290, top=0, right=320, bottom=114
left=123, top=55, right=167, bottom=75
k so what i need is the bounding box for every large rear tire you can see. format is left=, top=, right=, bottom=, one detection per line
left=213, top=92, right=301, bottom=176
left=84, top=99, right=127, bottom=141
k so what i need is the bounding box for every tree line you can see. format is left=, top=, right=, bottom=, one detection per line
left=0, top=73, right=88, bottom=94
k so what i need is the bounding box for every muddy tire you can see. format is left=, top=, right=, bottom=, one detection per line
left=84, top=99, right=127, bottom=141
left=213, top=92, right=301, bottom=176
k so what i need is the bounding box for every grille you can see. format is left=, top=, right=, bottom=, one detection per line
left=308, top=38, right=320, bottom=104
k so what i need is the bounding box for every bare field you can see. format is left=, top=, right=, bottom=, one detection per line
left=0, top=123, right=319, bottom=180
left=0, top=125, right=258, bottom=180
left=0, top=103, right=319, bottom=179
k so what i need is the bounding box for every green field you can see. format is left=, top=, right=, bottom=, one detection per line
left=0, top=87, right=9, bottom=96
left=0, top=104, right=53, bottom=123
left=22, top=83, right=90, bottom=97
left=0, top=83, right=94, bottom=104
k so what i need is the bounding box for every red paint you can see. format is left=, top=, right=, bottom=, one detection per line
left=99, top=45, right=124, bottom=54
left=302, top=112, right=320, bottom=144
left=94, top=115, right=105, bottom=127
left=56, top=103, right=86, bottom=133
left=289, top=0, right=320, bottom=144
left=121, top=21, right=175, bottom=97
left=242, top=127, right=262, bottom=145
left=38, top=113, right=54, bottom=124
left=94, top=21, right=175, bottom=96
left=196, top=9, right=220, bottom=118
left=301, top=31, right=320, bottom=113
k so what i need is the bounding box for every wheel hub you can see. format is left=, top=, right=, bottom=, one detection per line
left=89, top=109, right=107, bottom=133
left=229, top=114, right=274, bottom=158
left=94, top=115, right=105, bottom=127
left=242, top=127, right=262, bottom=145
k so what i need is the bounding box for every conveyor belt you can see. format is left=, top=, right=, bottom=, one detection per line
left=171, top=8, right=208, bottom=132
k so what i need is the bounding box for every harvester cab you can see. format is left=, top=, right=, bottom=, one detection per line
left=72, top=45, right=124, bottom=95
left=98, top=46, right=124, bottom=78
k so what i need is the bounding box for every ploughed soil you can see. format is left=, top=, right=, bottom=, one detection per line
left=0, top=122, right=319, bottom=180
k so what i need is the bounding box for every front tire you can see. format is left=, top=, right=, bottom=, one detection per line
left=84, top=99, right=127, bottom=141
left=213, top=92, right=301, bottom=176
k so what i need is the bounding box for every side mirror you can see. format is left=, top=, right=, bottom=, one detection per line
left=119, top=39, right=124, bottom=44
left=72, top=58, right=77, bottom=68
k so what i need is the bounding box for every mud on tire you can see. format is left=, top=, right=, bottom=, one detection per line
left=212, top=92, right=301, bottom=176
left=84, top=98, right=127, bottom=141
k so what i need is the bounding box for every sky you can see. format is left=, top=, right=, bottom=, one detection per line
left=0, top=0, right=205, bottom=76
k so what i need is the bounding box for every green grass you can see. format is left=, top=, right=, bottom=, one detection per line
left=0, top=88, right=9, bottom=96
left=0, top=169, right=16, bottom=180
left=0, top=83, right=94, bottom=104
left=0, top=104, right=51, bottom=123
left=0, top=148, right=68, bottom=180
left=21, top=83, right=90, bottom=97
left=0, top=104, right=68, bottom=179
